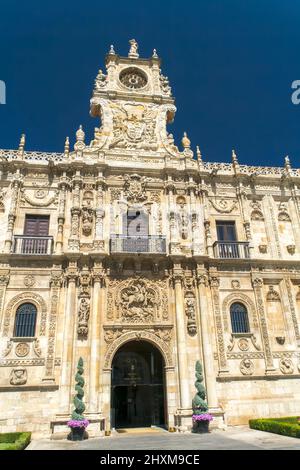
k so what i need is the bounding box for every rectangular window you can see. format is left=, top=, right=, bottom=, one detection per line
left=22, top=215, right=50, bottom=254
left=216, top=221, right=237, bottom=241
left=24, top=215, right=49, bottom=236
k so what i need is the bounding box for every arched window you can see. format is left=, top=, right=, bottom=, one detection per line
left=14, top=303, right=37, bottom=337
left=230, top=302, right=250, bottom=334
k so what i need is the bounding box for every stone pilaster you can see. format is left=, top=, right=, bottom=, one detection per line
left=199, top=182, right=213, bottom=257
left=59, top=262, right=78, bottom=411
left=43, top=270, right=63, bottom=383
left=89, top=263, right=104, bottom=413
left=172, top=265, right=191, bottom=412
left=196, top=268, right=219, bottom=409
left=68, top=172, right=82, bottom=252
left=0, top=270, right=10, bottom=331
left=209, top=273, right=228, bottom=374
left=251, top=276, right=275, bottom=372
left=4, top=175, right=22, bottom=253
left=55, top=174, right=69, bottom=255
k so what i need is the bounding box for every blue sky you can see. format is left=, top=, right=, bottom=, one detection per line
left=0, top=0, right=300, bottom=166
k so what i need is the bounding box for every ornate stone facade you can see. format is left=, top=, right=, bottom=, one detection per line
left=1, top=40, right=300, bottom=437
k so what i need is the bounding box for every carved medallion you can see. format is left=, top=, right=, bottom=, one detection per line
left=15, top=342, right=30, bottom=357
left=238, top=338, right=249, bottom=351
left=119, top=67, right=148, bottom=89
left=24, top=275, right=35, bottom=288
left=240, top=358, right=254, bottom=375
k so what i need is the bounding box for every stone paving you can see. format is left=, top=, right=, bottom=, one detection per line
left=27, top=426, right=300, bottom=451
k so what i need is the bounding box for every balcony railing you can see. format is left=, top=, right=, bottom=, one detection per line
left=213, top=241, right=250, bottom=259
left=13, top=236, right=53, bottom=255
left=110, top=235, right=166, bottom=254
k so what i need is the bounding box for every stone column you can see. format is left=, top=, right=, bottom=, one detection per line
left=165, top=178, right=177, bottom=250
left=95, top=174, right=106, bottom=243
left=199, top=182, right=213, bottom=257
left=173, top=265, right=190, bottom=411
left=196, top=269, right=219, bottom=409
left=236, top=184, right=254, bottom=257
left=4, top=176, right=22, bottom=253
left=68, top=172, right=82, bottom=252
left=60, top=262, right=78, bottom=411
left=187, top=178, right=202, bottom=255
left=55, top=174, right=68, bottom=255
left=0, top=270, right=10, bottom=331
left=89, top=263, right=103, bottom=413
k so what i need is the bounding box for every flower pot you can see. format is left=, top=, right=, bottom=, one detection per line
left=69, top=426, right=86, bottom=441
left=192, top=420, right=210, bottom=434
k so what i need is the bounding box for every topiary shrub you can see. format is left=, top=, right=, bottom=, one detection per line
left=192, top=361, right=212, bottom=433
left=192, top=361, right=208, bottom=415
left=67, top=357, right=89, bottom=440
left=72, top=357, right=85, bottom=421
left=0, top=432, right=31, bottom=450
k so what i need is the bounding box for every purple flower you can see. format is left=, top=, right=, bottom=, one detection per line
left=192, top=413, right=213, bottom=422
left=67, top=419, right=89, bottom=428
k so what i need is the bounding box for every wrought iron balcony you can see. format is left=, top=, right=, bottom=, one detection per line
left=110, top=235, right=167, bottom=254
left=213, top=241, right=250, bottom=259
left=13, top=236, right=53, bottom=255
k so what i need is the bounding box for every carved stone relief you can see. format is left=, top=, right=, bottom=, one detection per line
left=107, top=277, right=169, bottom=324
left=109, top=102, right=159, bottom=150
left=124, top=174, right=147, bottom=203
left=240, top=358, right=254, bottom=375
left=15, top=343, right=30, bottom=357
left=210, top=198, right=238, bottom=213
left=266, top=285, right=281, bottom=302
left=280, top=358, right=294, bottom=374
left=77, top=270, right=91, bottom=339
left=10, top=368, right=27, bottom=385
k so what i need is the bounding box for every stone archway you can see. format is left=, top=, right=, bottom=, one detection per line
left=102, top=330, right=176, bottom=431
left=110, top=340, right=167, bottom=429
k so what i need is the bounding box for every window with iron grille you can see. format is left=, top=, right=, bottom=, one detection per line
left=14, top=303, right=37, bottom=337
left=230, top=302, right=250, bottom=334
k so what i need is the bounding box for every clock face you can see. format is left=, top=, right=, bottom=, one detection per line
left=119, top=67, right=148, bottom=90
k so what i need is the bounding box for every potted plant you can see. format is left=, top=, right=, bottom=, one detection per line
left=192, top=361, right=213, bottom=433
left=67, top=357, right=89, bottom=440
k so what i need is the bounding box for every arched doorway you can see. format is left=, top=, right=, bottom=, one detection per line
left=111, top=341, right=166, bottom=429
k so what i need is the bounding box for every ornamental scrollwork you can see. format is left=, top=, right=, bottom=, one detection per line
left=209, top=198, right=238, bottom=213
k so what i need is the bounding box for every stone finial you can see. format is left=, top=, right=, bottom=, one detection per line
left=76, top=125, right=85, bottom=143
left=64, top=136, right=70, bottom=155
left=74, top=125, right=86, bottom=151
left=18, top=133, right=25, bottom=152
left=152, top=49, right=158, bottom=59
left=285, top=155, right=291, bottom=171
left=232, top=149, right=238, bottom=164
left=196, top=146, right=202, bottom=161
left=182, top=132, right=191, bottom=149
left=128, top=39, right=139, bottom=59
left=108, top=44, right=115, bottom=55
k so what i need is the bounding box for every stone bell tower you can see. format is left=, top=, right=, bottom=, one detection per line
left=89, top=39, right=185, bottom=157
